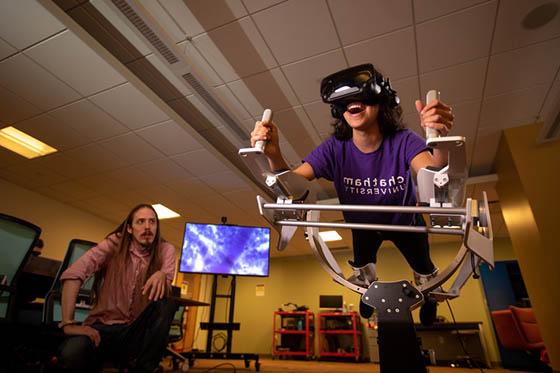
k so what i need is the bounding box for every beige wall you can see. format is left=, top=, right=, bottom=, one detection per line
left=194, top=236, right=517, bottom=364
left=1, top=178, right=115, bottom=260
left=495, top=123, right=560, bottom=370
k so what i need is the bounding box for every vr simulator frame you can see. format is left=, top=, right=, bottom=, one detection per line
left=239, top=98, right=494, bottom=372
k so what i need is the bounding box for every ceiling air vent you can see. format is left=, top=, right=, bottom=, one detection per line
left=111, top=0, right=179, bottom=65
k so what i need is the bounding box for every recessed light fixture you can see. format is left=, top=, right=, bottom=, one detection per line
left=0, top=126, right=57, bottom=159
left=152, top=204, right=180, bottom=219
left=319, top=230, right=342, bottom=242
left=522, top=2, right=559, bottom=30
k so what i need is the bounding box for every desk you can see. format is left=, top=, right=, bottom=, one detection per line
left=415, top=322, right=490, bottom=368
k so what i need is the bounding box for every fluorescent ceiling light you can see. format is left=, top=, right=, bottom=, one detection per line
left=152, top=204, right=180, bottom=219
left=319, top=230, right=342, bottom=242
left=0, top=126, right=57, bottom=159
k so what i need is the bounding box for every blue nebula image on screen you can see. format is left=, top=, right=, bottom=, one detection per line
left=179, top=223, right=270, bottom=276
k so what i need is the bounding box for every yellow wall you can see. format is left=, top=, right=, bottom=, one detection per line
left=495, top=123, right=560, bottom=370
left=1, top=178, right=115, bottom=260
left=194, top=236, right=518, bottom=364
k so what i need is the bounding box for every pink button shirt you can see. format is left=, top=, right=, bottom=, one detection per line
left=60, top=233, right=176, bottom=326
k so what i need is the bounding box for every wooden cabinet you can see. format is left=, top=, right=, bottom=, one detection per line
left=272, top=311, right=315, bottom=359
left=318, top=312, right=362, bottom=361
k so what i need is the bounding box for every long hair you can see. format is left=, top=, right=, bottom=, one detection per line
left=331, top=100, right=405, bottom=140
left=91, top=203, right=164, bottom=305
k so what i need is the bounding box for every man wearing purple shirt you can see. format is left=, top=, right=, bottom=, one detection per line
left=251, top=64, right=454, bottom=325
left=58, top=203, right=177, bottom=372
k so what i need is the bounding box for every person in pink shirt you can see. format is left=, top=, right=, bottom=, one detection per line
left=58, top=203, right=177, bottom=373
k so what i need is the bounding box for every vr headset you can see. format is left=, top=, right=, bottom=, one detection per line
left=320, top=63, right=400, bottom=119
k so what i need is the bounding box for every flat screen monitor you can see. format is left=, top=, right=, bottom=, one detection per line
left=179, top=222, right=271, bottom=277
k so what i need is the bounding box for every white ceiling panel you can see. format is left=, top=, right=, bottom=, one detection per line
left=0, top=162, right=68, bottom=191
left=46, top=180, right=98, bottom=203
left=492, top=0, right=560, bottom=53
left=539, top=79, right=560, bottom=128
left=0, top=84, right=42, bottom=124
left=419, top=58, right=487, bottom=105
left=133, top=158, right=193, bottom=184
left=213, top=84, right=253, bottom=124
left=0, top=53, right=80, bottom=111
left=304, top=101, right=334, bottom=137
left=485, top=37, right=560, bottom=97
left=137, top=0, right=186, bottom=44
left=98, top=132, right=164, bottom=167
left=15, top=113, right=88, bottom=151
left=416, top=1, right=497, bottom=73
left=64, top=143, right=132, bottom=175
left=181, top=0, right=247, bottom=33
left=282, top=49, right=346, bottom=104
left=144, top=54, right=192, bottom=97
left=25, top=30, right=126, bottom=97
left=172, top=148, right=231, bottom=177
left=413, top=0, right=489, bottom=23
left=479, top=85, right=548, bottom=130
left=178, top=40, right=224, bottom=87
left=48, top=99, right=129, bottom=142
left=470, top=127, right=502, bottom=175
left=0, top=37, right=16, bottom=60
left=0, top=1, right=65, bottom=50
left=135, top=119, right=203, bottom=156
left=344, top=28, right=417, bottom=80
left=251, top=0, right=339, bottom=65
left=199, top=170, right=250, bottom=194
left=242, top=0, right=286, bottom=13
left=392, top=76, right=421, bottom=115
left=89, top=83, right=169, bottom=130
left=329, top=0, right=412, bottom=44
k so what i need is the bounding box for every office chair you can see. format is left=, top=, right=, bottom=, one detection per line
left=0, top=213, right=41, bottom=321
left=491, top=306, right=550, bottom=371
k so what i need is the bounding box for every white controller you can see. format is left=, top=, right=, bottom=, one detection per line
left=425, top=90, right=440, bottom=139
left=255, top=109, right=273, bottom=152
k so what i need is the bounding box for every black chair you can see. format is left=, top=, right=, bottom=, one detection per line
left=0, top=213, right=41, bottom=322
left=42, top=239, right=97, bottom=326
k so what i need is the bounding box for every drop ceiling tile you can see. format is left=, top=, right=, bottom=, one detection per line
left=0, top=54, right=80, bottom=111
left=46, top=180, right=99, bottom=202
left=89, top=83, right=169, bottom=130
left=0, top=148, right=28, bottom=170
left=99, top=132, right=164, bottom=167
left=196, top=17, right=277, bottom=82
left=183, top=0, right=247, bottom=32
left=223, top=188, right=261, bottom=213
left=0, top=84, right=42, bottom=124
left=303, top=100, right=334, bottom=136
left=177, top=40, right=224, bottom=86
left=538, top=79, right=560, bottom=130
left=49, top=99, right=129, bottom=141
left=419, top=58, right=487, bottom=104
left=479, top=85, right=548, bottom=130
left=135, top=119, right=203, bottom=156
left=492, top=0, right=560, bottom=53
left=0, top=162, right=68, bottom=191
left=172, top=148, right=230, bottom=177
left=470, top=128, right=502, bottom=176
left=242, top=0, right=285, bottom=13
left=164, top=175, right=222, bottom=200
left=230, top=68, right=298, bottom=116
left=272, top=108, right=317, bottom=158
left=485, top=38, right=560, bottom=97
left=137, top=0, right=186, bottom=43
left=25, top=30, right=126, bottom=96
left=0, top=1, right=65, bottom=50
left=329, top=0, right=412, bottom=44
left=0, top=37, right=16, bottom=60
left=16, top=113, right=89, bottom=151
left=133, top=158, right=193, bottom=184
left=199, top=170, right=250, bottom=194
left=33, top=152, right=93, bottom=180
left=345, top=27, right=417, bottom=80
left=252, top=0, right=339, bottom=64
left=413, top=0, right=488, bottom=23
left=392, top=76, right=421, bottom=114
left=416, top=1, right=497, bottom=73
left=282, top=49, right=346, bottom=104
left=156, top=0, right=204, bottom=37
left=213, top=84, right=253, bottom=123
left=67, top=142, right=133, bottom=174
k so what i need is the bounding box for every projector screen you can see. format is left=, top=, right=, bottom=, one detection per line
left=179, top=222, right=271, bottom=277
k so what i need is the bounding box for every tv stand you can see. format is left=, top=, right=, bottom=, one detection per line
left=182, top=275, right=260, bottom=371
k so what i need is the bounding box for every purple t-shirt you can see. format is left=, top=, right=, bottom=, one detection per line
left=304, top=129, right=428, bottom=225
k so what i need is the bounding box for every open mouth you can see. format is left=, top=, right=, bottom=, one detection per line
left=346, top=102, right=365, bottom=114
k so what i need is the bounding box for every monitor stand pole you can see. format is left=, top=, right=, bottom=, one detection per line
left=182, top=275, right=260, bottom=371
